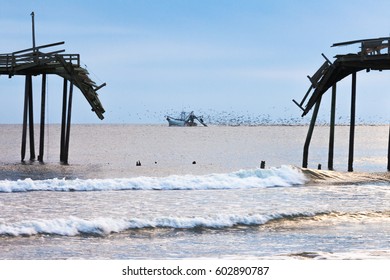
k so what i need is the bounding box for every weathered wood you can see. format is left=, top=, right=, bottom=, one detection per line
left=348, top=72, right=357, bottom=172
left=11, top=41, right=65, bottom=55
left=0, top=44, right=104, bottom=120
left=303, top=97, right=322, bottom=168
left=2, top=14, right=106, bottom=164
left=38, top=74, right=46, bottom=162
left=293, top=85, right=313, bottom=111
left=307, top=61, right=330, bottom=88
left=328, top=84, right=336, bottom=170
left=321, top=53, right=333, bottom=66
left=361, top=40, right=387, bottom=55
left=31, top=12, right=36, bottom=52
left=331, top=37, right=390, bottom=47
left=297, top=36, right=390, bottom=172
left=94, top=82, right=107, bottom=92
left=388, top=125, right=390, bottom=171
left=21, top=76, right=29, bottom=161
left=60, top=79, right=68, bottom=163
left=27, top=75, right=35, bottom=160
left=20, top=75, right=35, bottom=161
left=300, top=50, right=390, bottom=117
left=64, top=83, right=74, bottom=164
left=55, top=54, right=105, bottom=119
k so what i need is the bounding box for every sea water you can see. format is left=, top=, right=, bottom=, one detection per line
left=0, top=124, right=389, bottom=259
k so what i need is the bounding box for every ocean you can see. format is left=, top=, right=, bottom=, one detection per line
left=0, top=124, right=389, bottom=260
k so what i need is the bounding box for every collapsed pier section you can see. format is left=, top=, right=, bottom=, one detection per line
left=0, top=41, right=106, bottom=164
left=294, top=37, right=390, bottom=171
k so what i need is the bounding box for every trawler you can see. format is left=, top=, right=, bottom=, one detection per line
left=166, top=111, right=207, bottom=127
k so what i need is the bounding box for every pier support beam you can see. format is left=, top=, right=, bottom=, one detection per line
left=60, top=79, right=67, bottom=163
left=64, top=82, right=73, bottom=164
left=38, top=74, right=46, bottom=162
left=387, top=124, right=390, bottom=171
left=60, top=79, right=73, bottom=164
left=328, top=84, right=337, bottom=170
left=303, top=96, right=322, bottom=168
left=348, top=72, right=357, bottom=172
left=21, top=75, right=35, bottom=161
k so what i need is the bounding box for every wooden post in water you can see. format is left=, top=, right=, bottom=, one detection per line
left=60, top=79, right=68, bottom=163
left=27, top=74, right=35, bottom=160
left=21, top=75, right=35, bottom=161
left=63, top=82, right=73, bottom=164
left=38, top=74, right=46, bottom=162
left=303, top=97, right=322, bottom=168
left=387, top=124, right=390, bottom=171
left=328, top=84, right=337, bottom=170
left=348, top=72, right=357, bottom=172
left=21, top=76, right=29, bottom=161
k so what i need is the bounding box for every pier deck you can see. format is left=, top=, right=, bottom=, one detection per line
left=0, top=41, right=105, bottom=119
left=294, top=37, right=390, bottom=171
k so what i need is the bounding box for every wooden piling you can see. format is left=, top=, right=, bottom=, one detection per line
left=60, top=79, right=68, bottom=163
left=387, top=124, right=390, bottom=171
left=63, top=82, right=73, bottom=164
left=27, top=75, right=35, bottom=160
left=21, top=76, right=29, bottom=161
left=21, top=75, right=35, bottom=161
left=348, top=72, right=357, bottom=172
left=38, top=74, right=46, bottom=162
left=328, top=84, right=336, bottom=170
left=303, top=96, right=322, bottom=168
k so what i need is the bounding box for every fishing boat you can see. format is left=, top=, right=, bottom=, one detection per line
left=166, top=111, right=207, bottom=127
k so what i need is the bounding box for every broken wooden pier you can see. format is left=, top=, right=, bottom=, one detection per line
left=294, top=37, right=390, bottom=171
left=0, top=13, right=106, bottom=164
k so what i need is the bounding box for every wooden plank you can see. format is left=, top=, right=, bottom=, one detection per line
left=12, top=41, right=64, bottom=55
left=332, top=36, right=390, bottom=47
left=308, top=61, right=330, bottom=88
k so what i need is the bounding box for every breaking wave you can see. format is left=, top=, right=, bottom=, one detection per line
left=302, top=168, right=390, bottom=185
left=1, top=211, right=388, bottom=237
left=0, top=165, right=307, bottom=192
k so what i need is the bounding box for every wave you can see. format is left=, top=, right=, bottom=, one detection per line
left=302, top=168, right=390, bottom=185
left=0, top=165, right=307, bottom=192
left=275, top=250, right=390, bottom=260
left=1, top=211, right=388, bottom=237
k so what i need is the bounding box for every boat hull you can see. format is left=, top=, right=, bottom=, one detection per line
left=167, top=117, right=197, bottom=126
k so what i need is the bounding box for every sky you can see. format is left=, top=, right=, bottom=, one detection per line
left=0, top=0, right=389, bottom=124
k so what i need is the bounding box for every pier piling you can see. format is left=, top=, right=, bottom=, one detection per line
left=328, top=84, right=336, bottom=170
left=60, top=80, right=73, bottom=164
left=38, top=74, right=46, bottom=162
left=60, top=79, right=68, bottom=163
left=64, top=82, right=74, bottom=164
left=387, top=125, right=390, bottom=171
left=27, top=75, right=35, bottom=160
left=21, top=75, right=35, bottom=161
left=348, top=72, right=357, bottom=172
left=303, top=97, right=321, bottom=168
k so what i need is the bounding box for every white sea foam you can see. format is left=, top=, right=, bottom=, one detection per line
left=0, top=213, right=298, bottom=237
left=0, top=165, right=307, bottom=192
left=3, top=210, right=385, bottom=237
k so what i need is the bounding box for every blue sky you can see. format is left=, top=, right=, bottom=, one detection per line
left=0, top=0, right=389, bottom=124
